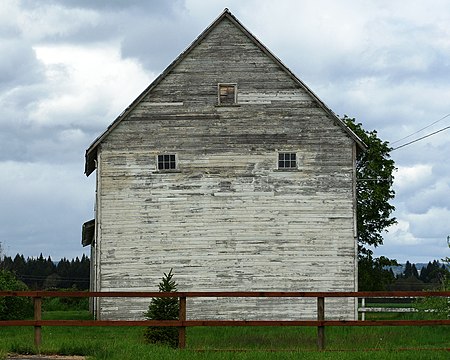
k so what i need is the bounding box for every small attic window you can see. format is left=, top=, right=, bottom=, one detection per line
left=218, top=84, right=237, bottom=105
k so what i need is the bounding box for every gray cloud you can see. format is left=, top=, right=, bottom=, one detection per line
left=0, top=41, right=44, bottom=89
left=0, top=161, right=95, bottom=259
left=1, top=0, right=449, bottom=263
left=119, top=15, right=194, bottom=71
left=23, top=0, right=185, bottom=12
left=17, top=0, right=191, bottom=73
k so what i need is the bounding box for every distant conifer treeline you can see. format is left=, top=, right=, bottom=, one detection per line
left=389, top=260, right=449, bottom=291
left=0, top=253, right=89, bottom=290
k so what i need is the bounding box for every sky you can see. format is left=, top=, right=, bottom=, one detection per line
left=0, top=0, right=449, bottom=264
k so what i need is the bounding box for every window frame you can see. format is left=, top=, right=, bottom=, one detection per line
left=277, top=152, right=298, bottom=170
left=156, top=153, right=178, bottom=172
left=218, top=83, right=237, bottom=105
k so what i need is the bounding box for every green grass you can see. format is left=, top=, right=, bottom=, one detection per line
left=0, top=310, right=449, bottom=359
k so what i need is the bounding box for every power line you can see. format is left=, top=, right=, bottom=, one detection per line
left=392, top=125, right=450, bottom=151
left=391, top=113, right=450, bottom=145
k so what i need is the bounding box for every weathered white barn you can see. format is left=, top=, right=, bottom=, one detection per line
left=82, top=9, right=365, bottom=321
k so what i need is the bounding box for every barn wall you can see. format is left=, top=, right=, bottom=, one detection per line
left=94, top=17, right=357, bottom=320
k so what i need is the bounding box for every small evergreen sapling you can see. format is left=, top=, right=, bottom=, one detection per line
left=144, top=269, right=179, bottom=347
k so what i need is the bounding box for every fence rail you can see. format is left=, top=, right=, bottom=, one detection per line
left=358, top=297, right=418, bottom=320
left=1, top=290, right=449, bottom=351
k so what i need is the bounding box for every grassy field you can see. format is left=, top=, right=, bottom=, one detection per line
left=0, top=310, right=449, bottom=359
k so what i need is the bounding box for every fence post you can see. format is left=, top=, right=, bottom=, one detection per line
left=178, top=296, right=186, bottom=349
left=33, top=296, right=42, bottom=349
left=361, top=297, right=365, bottom=321
left=317, top=296, right=325, bottom=351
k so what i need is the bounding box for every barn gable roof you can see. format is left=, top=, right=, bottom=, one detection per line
left=85, top=8, right=366, bottom=176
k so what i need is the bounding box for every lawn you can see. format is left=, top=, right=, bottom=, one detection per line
left=0, top=310, right=449, bottom=359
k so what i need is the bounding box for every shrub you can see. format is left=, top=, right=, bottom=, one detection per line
left=143, top=269, right=179, bottom=348
left=43, top=289, right=89, bottom=311
left=0, top=270, right=33, bottom=320
left=414, top=276, right=449, bottom=319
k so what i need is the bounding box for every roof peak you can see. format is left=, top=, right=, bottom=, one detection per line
left=84, top=8, right=366, bottom=176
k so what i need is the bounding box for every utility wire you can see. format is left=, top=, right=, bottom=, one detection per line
left=392, top=125, right=450, bottom=151
left=391, top=113, right=450, bottom=145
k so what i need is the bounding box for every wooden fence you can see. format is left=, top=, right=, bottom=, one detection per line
left=358, top=297, right=419, bottom=321
left=1, top=290, right=449, bottom=351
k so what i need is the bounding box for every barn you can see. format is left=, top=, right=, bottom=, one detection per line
left=82, top=9, right=365, bottom=321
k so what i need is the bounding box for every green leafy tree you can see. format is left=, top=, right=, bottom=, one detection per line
left=144, top=269, right=179, bottom=348
left=358, top=256, right=396, bottom=291
left=0, top=270, right=33, bottom=320
left=419, top=260, right=449, bottom=284
left=415, top=241, right=450, bottom=318
left=343, top=116, right=397, bottom=290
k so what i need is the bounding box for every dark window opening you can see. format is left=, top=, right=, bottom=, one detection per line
left=278, top=152, right=297, bottom=169
left=218, top=84, right=237, bottom=105
left=158, top=154, right=176, bottom=170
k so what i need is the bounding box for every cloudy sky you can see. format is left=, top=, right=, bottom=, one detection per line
left=1, top=0, right=449, bottom=264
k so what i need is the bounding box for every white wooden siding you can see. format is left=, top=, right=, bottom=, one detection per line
left=92, top=16, right=358, bottom=320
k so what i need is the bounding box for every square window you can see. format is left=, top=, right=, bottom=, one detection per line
left=278, top=152, right=297, bottom=169
left=157, top=154, right=176, bottom=170
left=218, top=84, right=237, bottom=105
